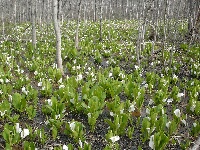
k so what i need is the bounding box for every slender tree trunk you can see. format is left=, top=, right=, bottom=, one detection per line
left=26, top=0, right=30, bottom=22
left=22, top=7, right=24, bottom=22
left=13, top=0, right=17, bottom=25
left=154, top=0, right=159, bottom=42
left=108, top=0, right=111, bottom=21
left=136, top=29, right=141, bottom=67
left=75, top=0, right=82, bottom=49
left=136, top=20, right=142, bottom=67
left=38, top=0, right=42, bottom=26
left=169, top=46, right=174, bottom=69
left=192, top=3, right=200, bottom=42
left=94, top=0, right=97, bottom=22
left=19, top=4, right=22, bottom=23
left=53, top=0, right=63, bottom=74
left=187, top=0, right=199, bottom=43
left=47, top=0, right=50, bottom=33
left=1, top=13, right=4, bottom=36
left=108, top=0, right=112, bottom=40
left=41, top=0, right=45, bottom=24
left=126, top=0, right=129, bottom=20
left=32, top=0, right=36, bottom=50
left=99, top=0, right=103, bottom=41
left=1, top=0, right=4, bottom=37
left=188, top=0, right=193, bottom=34
left=83, top=3, right=87, bottom=24
left=135, top=0, right=144, bottom=67
left=162, top=0, right=168, bottom=65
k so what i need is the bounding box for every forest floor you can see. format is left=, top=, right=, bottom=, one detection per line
left=0, top=20, right=199, bottom=150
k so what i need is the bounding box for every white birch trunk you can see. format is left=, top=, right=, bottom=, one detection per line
left=2, top=13, right=4, bottom=36
left=46, top=0, right=50, bottom=34
left=83, top=3, right=87, bottom=24
left=13, top=0, right=17, bottom=25
left=26, top=0, right=29, bottom=21
left=53, top=0, right=63, bottom=74
left=94, top=0, right=97, bottom=22
left=32, top=0, right=36, bottom=50
left=99, top=0, right=103, bottom=41
left=1, top=0, right=4, bottom=36
left=75, top=0, right=82, bottom=49
left=162, top=0, right=168, bottom=65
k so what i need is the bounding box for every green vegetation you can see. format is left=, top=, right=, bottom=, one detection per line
left=0, top=20, right=199, bottom=149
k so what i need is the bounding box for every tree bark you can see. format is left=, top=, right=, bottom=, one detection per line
left=187, top=0, right=199, bottom=43
left=75, top=0, right=82, bottom=49
left=46, top=0, right=50, bottom=33
left=188, top=0, right=193, bottom=34
left=32, top=0, right=36, bottom=50
left=53, top=0, right=63, bottom=74
left=94, top=0, right=97, bottom=22
left=1, top=0, right=5, bottom=36
left=13, top=0, right=17, bottom=25
left=26, top=0, right=30, bottom=22
left=99, top=0, right=103, bottom=41
left=162, top=0, right=168, bottom=65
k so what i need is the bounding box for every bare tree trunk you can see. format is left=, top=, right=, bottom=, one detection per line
left=41, top=0, right=45, bottom=24
left=1, top=0, right=4, bottom=37
left=136, top=21, right=142, bottom=67
left=125, top=0, right=129, bottom=20
left=19, top=4, right=22, bottom=23
left=192, top=3, right=200, bottom=42
left=38, top=0, right=42, bottom=26
left=26, top=0, right=30, bottom=22
left=83, top=3, right=87, bottom=24
left=1, top=13, right=4, bottom=36
left=32, top=0, right=36, bottom=50
left=46, top=0, right=50, bottom=34
left=53, top=0, right=63, bottom=74
left=162, top=0, right=168, bottom=65
left=99, top=0, right=103, bottom=41
left=187, top=0, right=200, bottom=43
left=188, top=0, right=193, bottom=35
left=108, top=0, right=111, bottom=21
left=75, top=0, right=82, bottom=49
left=136, top=34, right=141, bottom=67
left=13, top=0, right=17, bottom=25
left=169, top=46, right=174, bottom=69
left=154, top=0, right=158, bottom=42
left=135, top=0, right=144, bottom=67
left=107, top=0, right=112, bottom=40
left=94, top=0, right=97, bottom=22
left=141, top=0, right=150, bottom=52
